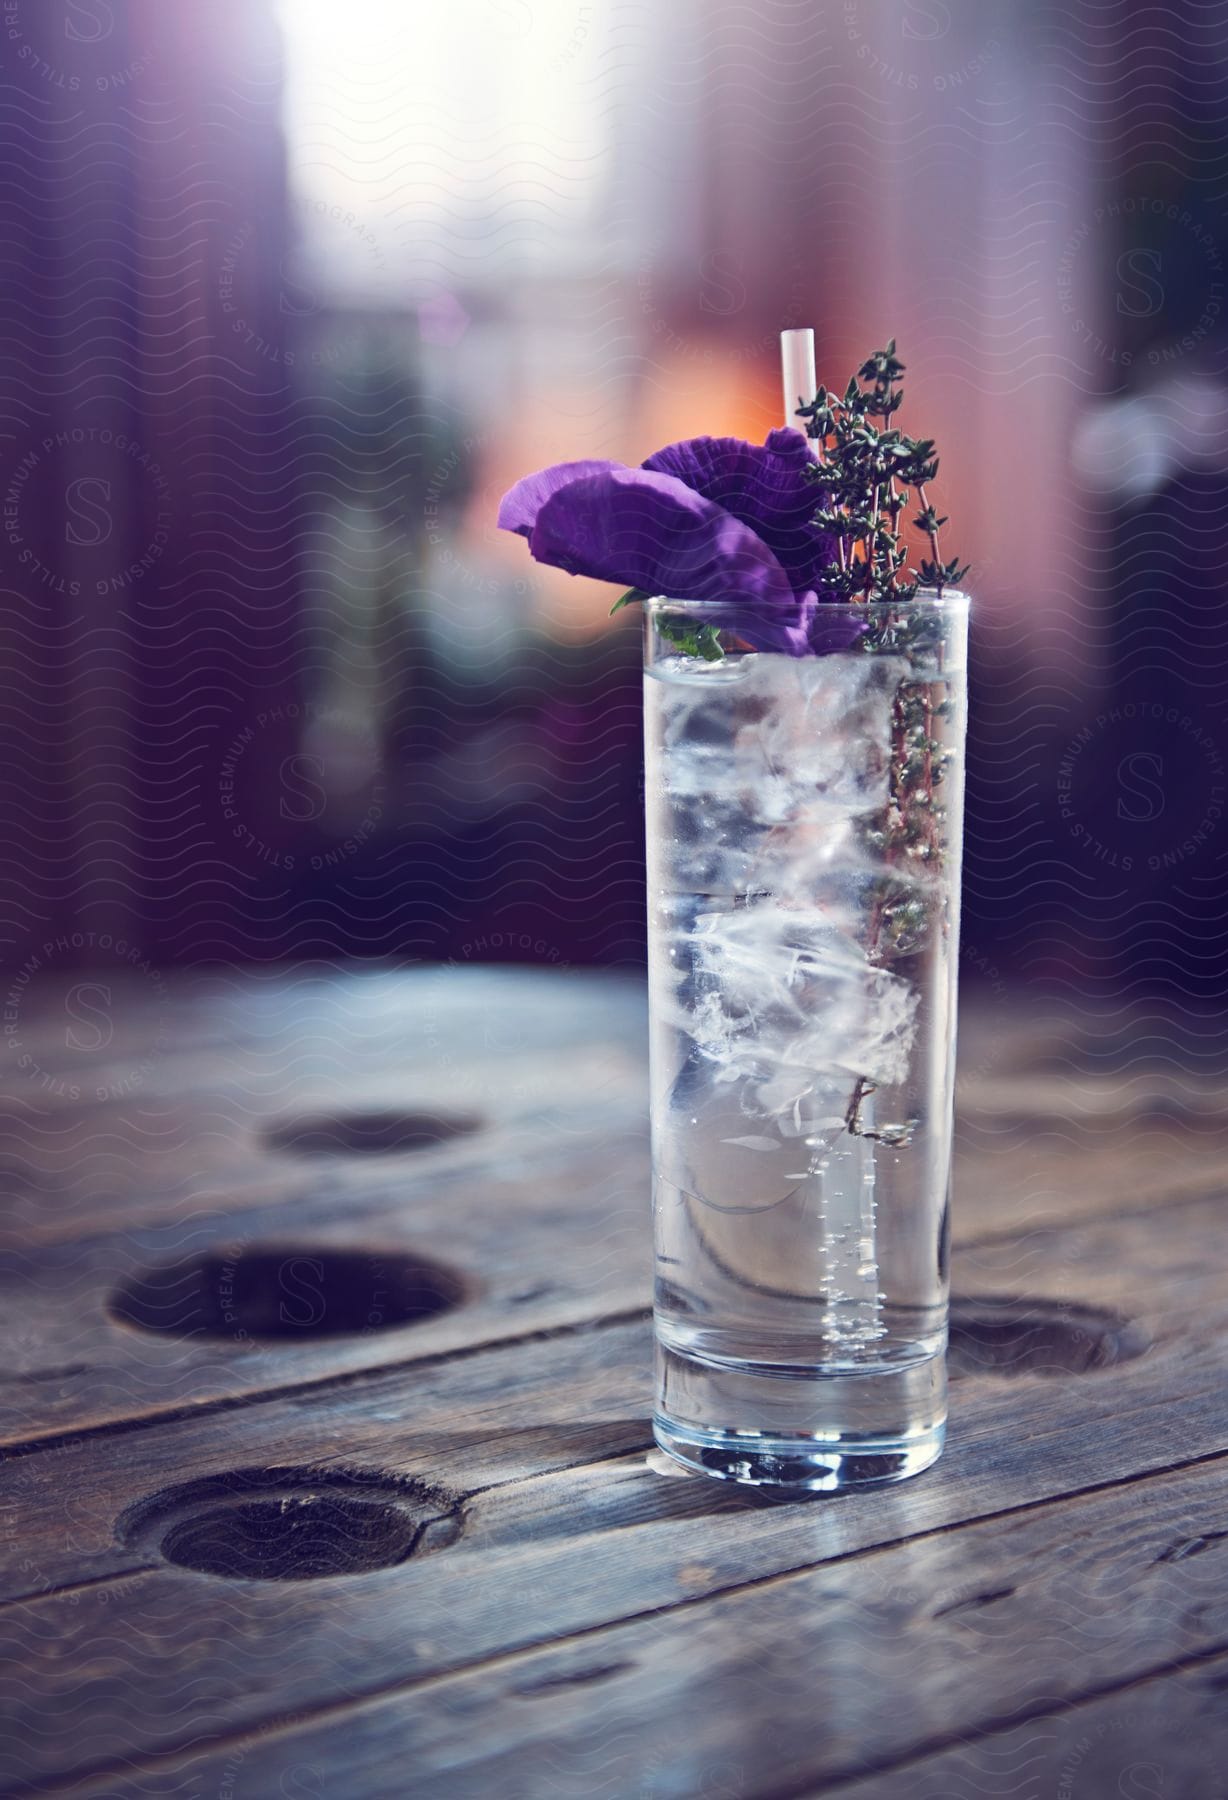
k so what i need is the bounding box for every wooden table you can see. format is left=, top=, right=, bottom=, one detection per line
left=2, top=965, right=1227, bottom=1799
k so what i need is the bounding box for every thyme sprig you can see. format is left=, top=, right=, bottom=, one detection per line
left=795, top=340, right=968, bottom=603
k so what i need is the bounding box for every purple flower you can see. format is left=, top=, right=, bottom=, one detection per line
left=497, top=428, right=866, bottom=656
left=642, top=428, right=837, bottom=600
left=497, top=459, right=626, bottom=539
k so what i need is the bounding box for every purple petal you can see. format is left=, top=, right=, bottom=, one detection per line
left=703, top=592, right=818, bottom=656
left=497, top=459, right=626, bottom=539
left=527, top=466, right=799, bottom=611
left=642, top=427, right=837, bottom=598
left=805, top=605, right=872, bottom=655
left=711, top=593, right=871, bottom=657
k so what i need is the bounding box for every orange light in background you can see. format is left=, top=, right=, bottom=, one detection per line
left=472, top=337, right=789, bottom=642
left=633, top=338, right=786, bottom=454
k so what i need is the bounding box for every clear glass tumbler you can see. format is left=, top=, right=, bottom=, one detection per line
left=644, top=592, right=970, bottom=1489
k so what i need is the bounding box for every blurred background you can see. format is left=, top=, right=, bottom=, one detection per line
left=0, top=0, right=1224, bottom=1016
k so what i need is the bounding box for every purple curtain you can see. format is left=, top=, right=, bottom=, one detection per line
left=0, top=0, right=302, bottom=967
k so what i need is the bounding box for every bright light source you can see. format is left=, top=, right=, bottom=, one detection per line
left=274, top=0, right=607, bottom=301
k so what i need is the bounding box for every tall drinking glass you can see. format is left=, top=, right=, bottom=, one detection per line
left=644, top=592, right=970, bottom=1489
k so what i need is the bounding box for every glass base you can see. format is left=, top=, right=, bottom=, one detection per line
left=654, top=1338, right=946, bottom=1491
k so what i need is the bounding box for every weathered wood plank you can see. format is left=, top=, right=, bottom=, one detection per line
left=0, top=1124, right=1217, bottom=1449
left=816, top=1651, right=1228, bottom=1798
left=46, top=1646, right=1228, bottom=1800
left=0, top=967, right=650, bottom=1248
left=0, top=1126, right=651, bottom=1445
left=952, top=993, right=1228, bottom=1239
left=21, top=1455, right=1228, bottom=1798
left=0, top=967, right=644, bottom=1449
left=0, top=972, right=1217, bottom=1447
left=952, top=1104, right=1228, bottom=1247
left=0, top=972, right=1222, bottom=1796
left=0, top=1188, right=1223, bottom=1788
left=1, top=969, right=1219, bottom=1270
left=1, top=1186, right=1221, bottom=1599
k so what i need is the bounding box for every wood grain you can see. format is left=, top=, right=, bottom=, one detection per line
left=0, top=972, right=1222, bottom=1454
left=0, top=1184, right=1219, bottom=1590
left=0, top=968, right=1223, bottom=1799
left=24, top=1457, right=1228, bottom=1798
left=0, top=1189, right=1225, bottom=1788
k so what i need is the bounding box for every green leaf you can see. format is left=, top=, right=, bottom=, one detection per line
left=609, top=587, right=653, bottom=616
left=657, top=614, right=725, bottom=662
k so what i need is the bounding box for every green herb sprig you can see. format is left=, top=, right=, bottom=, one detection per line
left=795, top=340, right=968, bottom=604
left=611, top=587, right=724, bottom=659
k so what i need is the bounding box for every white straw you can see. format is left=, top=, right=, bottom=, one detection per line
left=780, top=327, right=817, bottom=431
left=780, top=325, right=883, bottom=1347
